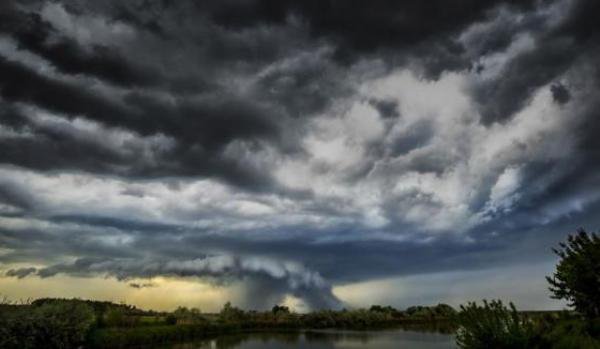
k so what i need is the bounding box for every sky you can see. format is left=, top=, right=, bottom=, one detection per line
left=0, top=0, right=599, bottom=312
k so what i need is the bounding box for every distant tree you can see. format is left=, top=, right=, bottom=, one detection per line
left=369, top=305, right=390, bottom=313
left=164, top=313, right=177, bottom=325
left=171, top=306, right=205, bottom=325
left=433, top=303, right=457, bottom=317
left=104, top=307, right=141, bottom=327
left=219, top=302, right=246, bottom=322
left=547, top=229, right=600, bottom=319
left=272, top=305, right=290, bottom=315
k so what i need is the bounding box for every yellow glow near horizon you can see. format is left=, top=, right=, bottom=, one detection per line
left=0, top=275, right=237, bottom=312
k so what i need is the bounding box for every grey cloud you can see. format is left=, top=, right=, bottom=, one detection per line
left=471, top=0, right=600, bottom=124
left=550, top=82, right=571, bottom=104
left=389, top=120, right=434, bottom=156
left=473, top=38, right=577, bottom=124
left=129, top=282, right=157, bottom=289
left=369, top=98, right=400, bottom=119
left=27, top=255, right=341, bottom=310
left=5, top=267, right=37, bottom=279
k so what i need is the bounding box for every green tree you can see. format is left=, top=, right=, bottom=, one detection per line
left=104, top=307, right=126, bottom=327
left=547, top=229, right=600, bottom=320
left=272, top=305, right=290, bottom=315
left=219, top=302, right=246, bottom=323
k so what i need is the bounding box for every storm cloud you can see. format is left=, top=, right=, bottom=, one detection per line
left=1, top=0, right=600, bottom=310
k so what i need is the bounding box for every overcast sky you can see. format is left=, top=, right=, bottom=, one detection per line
left=1, top=0, right=599, bottom=311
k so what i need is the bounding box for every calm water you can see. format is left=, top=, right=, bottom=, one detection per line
left=153, top=329, right=456, bottom=349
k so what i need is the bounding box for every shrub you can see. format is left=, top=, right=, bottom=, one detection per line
left=533, top=313, right=600, bottom=349
left=0, top=300, right=95, bottom=349
left=165, top=313, right=177, bottom=325
left=219, top=302, right=247, bottom=323
left=455, top=300, right=534, bottom=349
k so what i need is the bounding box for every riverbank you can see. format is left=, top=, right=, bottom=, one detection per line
left=88, top=318, right=455, bottom=348
left=3, top=297, right=595, bottom=349
left=0, top=298, right=456, bottom=349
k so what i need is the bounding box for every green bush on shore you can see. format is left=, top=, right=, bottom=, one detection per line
left=455, top=301, right=600, bottom=349
left=455, top=300, right=534, bottom=349
left=0, top=300, right=95, bottom=349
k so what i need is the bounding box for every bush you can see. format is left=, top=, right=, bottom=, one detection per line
left=219, top=302, right=247, bottom=323
left=165, top=314, right=177, bottom=325
left=0, top=300, right=95, bottom=349
left=455, top=300, right=534, bottom=349
left=533, top=313, right=600, bottom=349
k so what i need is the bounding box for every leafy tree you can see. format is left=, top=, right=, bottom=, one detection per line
left=164, top=313, right=177, bottom=325
left=219, top=302, right=246, bottom=323
left=433, top=303, right=457, bottom=317
left=547, top=229, right=600, bottom=320
left=272, top=305, right=290, bottom=315
left=172, top=306, right=205, bottom=324
left=104, top=308, right=126, bottom=327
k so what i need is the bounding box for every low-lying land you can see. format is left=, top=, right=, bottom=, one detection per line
left=0, top=298, right=457, bottom=348
left=2, top=297, right=597, bottom=349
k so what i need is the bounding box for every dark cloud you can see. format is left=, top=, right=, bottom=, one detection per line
left=0, top=179, right=36, bottom=212
left=0, top=7, right=160, bottom=89
left=0, top=56, right=281, bottom=190
left=473, top=38, right=577, bottom=124
left=472, top=0, right=600, bottom=124
left=29, top=255, right=341, bottom=309
left=550, top=82, right=571, bottom=104
left=389, top=121, right=434, bottom=156
left=129, top=282, right=157, bottom=289
left=1, top=0, right=600, bottom=310
left=204, top=0, right=536, bottom=60
left=369, top=98, right=400, bottom=119
left=5, top=267, right=37, bottom=279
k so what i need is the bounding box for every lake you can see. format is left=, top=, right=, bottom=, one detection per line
left=152, top=329, right=456, bottom=349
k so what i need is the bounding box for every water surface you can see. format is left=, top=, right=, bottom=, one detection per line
left=156, top=329, right=456, bottom=349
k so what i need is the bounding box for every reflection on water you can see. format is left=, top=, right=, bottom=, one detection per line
left=152, top=327, right=456, bottom=349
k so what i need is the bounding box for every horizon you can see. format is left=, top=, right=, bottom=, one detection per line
left=1, top=0, right=599, bottom=313
left=1, top=294, right=566, bottom=314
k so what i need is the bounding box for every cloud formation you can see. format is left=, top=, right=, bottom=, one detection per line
left=1, top=0, right=600, bottom=310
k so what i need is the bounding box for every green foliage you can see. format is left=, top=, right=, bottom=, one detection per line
left=547, top=229, right=600, bottom=320
left=433, top=303, right=458, bottom=317
left=405, top=304, right=456, bottom=318
left=0, top=300, right=95, bottom=349
left=455, top=300, right=534, bottom=349
left=104, top=307, right=126, bottom=327
left=1, top=297, right=459, bottom=348
left=529, top=312, right=600, bottom=349
left=272, top=304, right=290, bottom=315
left=172, top=306, right=207, bottom=324
left=165, top=313, right=177, bottom=325
left=369, top=304, right=404, bottom=318
left=102, top=307, right=141, bottom=327
left=218, top=302, right=248, bottom=323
